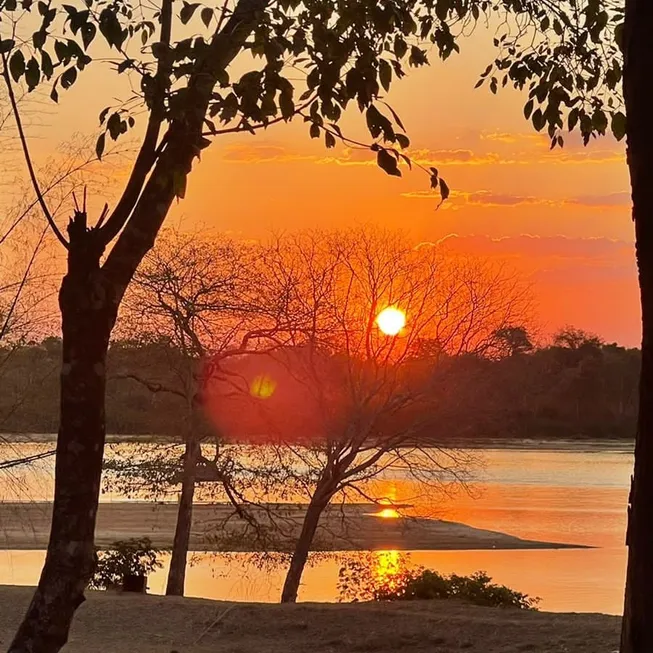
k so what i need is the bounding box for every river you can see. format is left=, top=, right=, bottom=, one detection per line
left=0, top=440, right=632, bottom=614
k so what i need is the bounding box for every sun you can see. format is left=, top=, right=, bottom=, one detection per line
left=376, top=507, right=401, bottom=519
left=375, top=306, right=406, bottom=336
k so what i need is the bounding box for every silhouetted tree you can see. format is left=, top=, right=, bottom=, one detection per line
left=114, top=227, right=297, bottom=596
left=204, top=228, right=529, bottom=603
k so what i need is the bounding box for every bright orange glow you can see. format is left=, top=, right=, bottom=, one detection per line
left=375, top=550, right=403, bottom=588
left=249, top=374, right=277, bottom=399
left=375, top=507, right=401, bottom=519
left=375, top=307, right=406, bottom=336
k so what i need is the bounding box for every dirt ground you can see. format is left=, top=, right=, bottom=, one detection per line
left=0, top=585, right=620, bottom=653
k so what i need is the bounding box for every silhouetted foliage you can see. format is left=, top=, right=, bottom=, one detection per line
left=338, top=552, right=539, bottom=609
left=0, top=329, right=639, bottom=441
left=89, top=537, right=163, bottom=591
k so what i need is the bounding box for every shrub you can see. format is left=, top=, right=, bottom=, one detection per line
left=89, top=537, right=163, bottom=591
left=338, top=552, right=539, bottom=610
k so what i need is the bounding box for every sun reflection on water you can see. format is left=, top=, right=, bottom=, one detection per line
left=374, top=550, right=404, bottom=591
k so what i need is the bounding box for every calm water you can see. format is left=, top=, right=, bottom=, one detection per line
left=0, top=441, right=633, bottom=614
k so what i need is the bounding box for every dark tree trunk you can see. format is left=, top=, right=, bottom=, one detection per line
left=8, top=220, right=115, bottom=653
left=165, top=438, right=200, bottom=596
left=621, top=2, right=653, bottom=651
left=280, top=494, right=328, bottom=604
left=7, top=4, right=270, bottom=649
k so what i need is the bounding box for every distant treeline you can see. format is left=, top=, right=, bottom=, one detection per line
left=0, top=328, right=640, bottom=441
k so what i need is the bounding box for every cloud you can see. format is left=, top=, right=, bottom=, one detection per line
left=401, top=189, right=551, bottom=206
left=220, top=143, right=314, bottom=163
left=219, top=139, right=625, bottom=172
left=401, top=188, right=631, bottom=210
left=465, top=191, right=547, bottom=206
left=567, top=191, right=631, bottom=208
left=480, top=131, right=545, bottom=145
left=432, top=233, right=634, bottom=265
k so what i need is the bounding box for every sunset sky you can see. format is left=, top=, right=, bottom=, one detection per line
left=27, top=27, right=639, bottom=347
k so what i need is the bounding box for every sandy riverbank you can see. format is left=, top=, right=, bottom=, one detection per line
left=0, top=586, right=620, bottom=652
left=0, top=502, right=582, bottom=551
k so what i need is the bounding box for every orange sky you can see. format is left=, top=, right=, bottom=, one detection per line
left=25, top=28, right=640, bottom=347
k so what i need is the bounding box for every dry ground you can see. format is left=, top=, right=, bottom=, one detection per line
left=0, top=586, right=619, bottom=653
left=0, top=502, right=578, bottom=551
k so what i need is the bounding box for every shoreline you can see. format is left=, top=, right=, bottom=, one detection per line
left=0, top=502, right=585, bottom=552
left=0, top=433, right=636, bottom=452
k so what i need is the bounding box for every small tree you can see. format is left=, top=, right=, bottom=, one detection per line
left=206, top=228, right=530, bottom=602
left=89, top=537, right=163, bottom=592
left=111, top=227, right=299, bottom=596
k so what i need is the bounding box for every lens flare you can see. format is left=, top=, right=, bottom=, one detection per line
left=249, top=374, right=277, bottom=399
left=375, top=306, right=406, bottom=336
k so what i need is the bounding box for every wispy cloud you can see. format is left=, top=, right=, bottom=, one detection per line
left=220, top=143, right=315, bottom=163
left=402, top=188, right=631, bottom=210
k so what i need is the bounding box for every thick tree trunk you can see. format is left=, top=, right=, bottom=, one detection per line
left=621, top=2, right=653, bottom=651
left=165, top=438, right=200, bottom=596
left=8, top=223, right=115, bottom=653
left=8, top=4, right=269, bottom=649
left=280, top=494, right=328, bottom=604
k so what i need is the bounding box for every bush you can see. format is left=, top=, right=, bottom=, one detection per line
left=338, top=552, right=539, bottom=610
left=89, top=537, right=163, bottom=591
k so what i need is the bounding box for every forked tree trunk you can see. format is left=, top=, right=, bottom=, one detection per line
left=165, top=438, right=200, bottom=596
left=621, top=2, right=653, bottom=651
left=8, top=222, right=115, bottom=653
left=280, top=493, right=329, bottom=604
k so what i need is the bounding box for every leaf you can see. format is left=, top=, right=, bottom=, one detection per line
left=41, top=50, right=54, bottom=79
left=523, top=99, right=534, bottom=120
left=201, top=7, right=213, bottom=28
left=96, top=132, right=105, bottom=160
left=325, top=131, right=336, bottom=148
left=24, top=57, right=40, bottom=90
left=60, top=66, right=77, bottom=89
left=532, top=109, right=546, bottom=132
left=0, top=39, right=15, bottom=54
left=377, top=149, right=401, bottom=177
left=379, top=59, right=392, bottom=92
left=180, top=2, right=199, bottom=25
left=32, top=29, right=46, bottom=49
left=279, top=88, right=295, bottom=121
left=366, top=104, right=394, bottom=140
left=611, top=111, right=626, bottom=141
left=381, top=101, right=405, bottom=132
left=395, top=133, right=410, bottom=149
left=592, top=109, right=608, bottom=134
left=309, top=123, right=320, bottom=139
left=99, top=8, right=125, bottom=49
left=99, top=106, right=111, bottom=124
left=9, top=50, right=25, bottom=82
left=107, top=112, right=121, bottom=139
left=439, top=178, right=450, bottom=201
left=82, top=23, right=97, bottom=50
left=394, top=36, right=408, bottom=59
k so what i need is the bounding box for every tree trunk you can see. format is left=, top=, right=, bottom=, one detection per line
left=621, top=2, right=653, bottom=651
left=280, top=494, right=328, bottom=604
left=8, top=222, right=115, bottom=653
left=165, top=438, right=200, bottom=596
